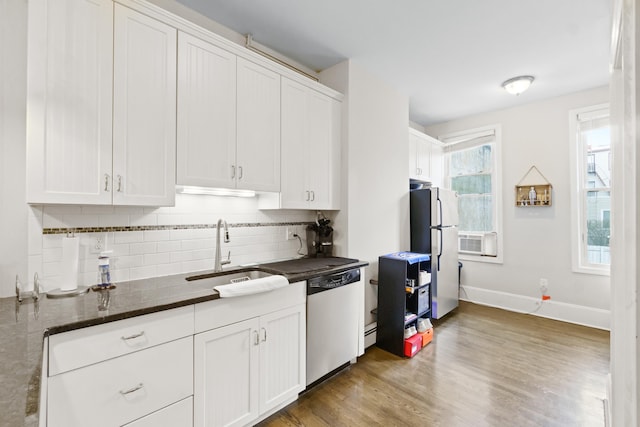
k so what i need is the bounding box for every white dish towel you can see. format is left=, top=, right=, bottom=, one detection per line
left=214, top=275, right=289, bottom=298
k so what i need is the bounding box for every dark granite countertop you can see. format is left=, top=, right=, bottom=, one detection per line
left=0, top=257, right=367, bottom=426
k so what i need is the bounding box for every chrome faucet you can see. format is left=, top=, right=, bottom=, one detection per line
left=214, top=219, right=231, bottom=272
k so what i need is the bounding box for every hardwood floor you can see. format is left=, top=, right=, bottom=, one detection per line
left=259, top=301, right=610, bottom=427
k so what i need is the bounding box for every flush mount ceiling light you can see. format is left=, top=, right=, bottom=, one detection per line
left=501, top=75, right=535, bottom=95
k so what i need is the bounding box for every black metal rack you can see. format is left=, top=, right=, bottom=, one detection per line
left=377, top=252, right=431, bottom=357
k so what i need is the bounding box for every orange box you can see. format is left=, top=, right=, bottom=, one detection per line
left=418, top=328, right=433, bottom=347
left=404, top=334, right=422, bottom=357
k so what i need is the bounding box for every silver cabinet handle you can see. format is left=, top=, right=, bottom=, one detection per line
left=104, top=174, right=110, bottom=191
left=310, top=191, right=315, bottom=201
left=117, top=175, right=123, bottom=192
left=261, top=327, right=267, bottom=342
left=119, top=383, right=144, bottom=396
left=231, top=165, right=235, bottom=179
left=305, top=191, right=310, bottom=201
left=238, top=166, right=243, bottom=180
left=253, top=330, right=259, bottom=346
left=121, top=331, right=145, bottom=340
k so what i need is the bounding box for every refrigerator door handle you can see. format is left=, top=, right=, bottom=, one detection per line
left=437, top=228, right=443, bottom=270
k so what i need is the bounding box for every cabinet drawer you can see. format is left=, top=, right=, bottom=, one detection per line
left=49, top=306, right=194, bottom=376
left=48, top=336, right=193, bottom=427
left=123, top=396, right=193, bottom=427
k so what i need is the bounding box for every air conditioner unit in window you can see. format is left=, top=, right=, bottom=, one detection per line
left=458, top=232, right=497, bottom=256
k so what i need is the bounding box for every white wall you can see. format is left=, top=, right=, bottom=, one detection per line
left=0, top=0, right=28, bottom=297
left=321, top=60, right=410, bottom=326
left=426, top=86, right=610, bottom=328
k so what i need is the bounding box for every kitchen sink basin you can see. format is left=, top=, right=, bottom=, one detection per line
left=185, top=269, right=273, bottom=287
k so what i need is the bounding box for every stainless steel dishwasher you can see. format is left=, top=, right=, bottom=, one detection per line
left=306, top=268, right=362, bottom=387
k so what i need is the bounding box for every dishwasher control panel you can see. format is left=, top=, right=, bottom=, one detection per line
left=307, top=268, right=361, bottom=295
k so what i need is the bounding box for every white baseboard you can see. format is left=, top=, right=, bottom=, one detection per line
left=460, top=285, right=610, bottom=330
left=364, top=322, right=377, bottom=348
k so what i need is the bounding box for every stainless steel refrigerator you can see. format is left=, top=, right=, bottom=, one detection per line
left=410, top=187, right=459, bottom=319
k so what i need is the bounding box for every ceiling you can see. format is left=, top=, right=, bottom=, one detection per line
left=174, top=0, right=612, bottom=126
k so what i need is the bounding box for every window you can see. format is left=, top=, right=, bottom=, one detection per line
left=440, top=125, right=502, bottom=262
left=569, top=104, right=611, bottom=274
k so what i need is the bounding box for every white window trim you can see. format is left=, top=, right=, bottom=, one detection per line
left=569, top=103, right=610, bottom=276
left=439, top=124, right=503, bottom=264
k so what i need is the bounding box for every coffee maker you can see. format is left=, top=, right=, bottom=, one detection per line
left=306, top=217, right=333, bottom=257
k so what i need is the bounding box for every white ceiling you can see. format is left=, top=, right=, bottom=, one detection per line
left=173, top=0, right=612, bottom=126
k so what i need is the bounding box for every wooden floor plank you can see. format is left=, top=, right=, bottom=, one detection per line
left=259, top=301, right=609, bottom=427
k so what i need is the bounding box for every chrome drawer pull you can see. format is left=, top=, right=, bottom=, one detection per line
left=253, top=330, right=259, bottom=346
left=121, top=331, right=145, bottom=340
left=119, top=383, right=144, bottom=395
left=261, top=327, right=267, bottom=342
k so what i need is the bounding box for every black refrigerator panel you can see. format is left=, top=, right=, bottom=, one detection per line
left=410, top=188, right=432, bottom=253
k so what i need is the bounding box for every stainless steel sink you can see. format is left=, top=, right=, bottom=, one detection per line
left=185, top=269, right=273, bottom=287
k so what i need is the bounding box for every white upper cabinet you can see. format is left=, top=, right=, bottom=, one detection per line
left=236, top=58, right=281, bottom=192
left=113, top=4, right=177, bottom=206
left=177, top=49, right=280, bottom=192
left=26, top=1, right=177, bottom=206
left=268, top=77, right=340, bottom=210
left=26, top=0, right=113, bottom=204
left=409, top=128, right=444, bottom=187
left=176, top=31, right=237, bottom=189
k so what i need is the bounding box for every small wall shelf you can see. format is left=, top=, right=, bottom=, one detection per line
left=515, top=166, right=552, bottom=207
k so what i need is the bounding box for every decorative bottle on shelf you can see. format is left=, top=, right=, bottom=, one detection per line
left=528, top=186, right=537, bottom=205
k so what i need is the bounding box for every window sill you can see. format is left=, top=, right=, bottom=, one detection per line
left=573, top=265, right=610, bottom=276
left=459, top=253, right=503, bottom=264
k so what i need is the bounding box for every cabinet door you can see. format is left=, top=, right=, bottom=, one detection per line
left=194, top=318, right=260, bottom=427
left=307, top=92, right=339, bottom=210
left=236, top=58, right=280, bottom=192
left=26, top=0, right=113, bottom=204
left=280, top=79, right=341, bottom=210
left=113, top=5, right=177, bottom=206
left=259, top=303, right=306, bottom=413
left=415, top=137, right=432, bottom=179
left=280, top=78, right=310, bottom=208
left=177, top=32, right=237, bottom=189
left=409, top=131, right=420, bottom=180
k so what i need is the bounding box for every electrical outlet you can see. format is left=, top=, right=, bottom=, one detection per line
left=89, top=234, right=106, bottom=254
left=286, top=227, right=296, bottom=240
left=539, top=278, right=548, bottom=293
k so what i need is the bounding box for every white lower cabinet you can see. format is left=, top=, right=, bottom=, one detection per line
left=123, top=397, right=193, bottom=427
left=194, top=303, right=306, bottom=427
left=47, top=336, right=193, bottom=427
left=43, top=283, right=306, bottom=427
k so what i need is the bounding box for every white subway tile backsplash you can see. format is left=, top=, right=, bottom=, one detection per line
left=181, top=238, right=215, bottom=251
left=114, top=231, right=144, bottom=244
left=143, top=252, right=171, bottom=265
left=111, top=254, right=144, bottom=270
left=30, top=194, right=318, bottom=289
left=157, top=240, right=181, bottom=253
left=129, top=242, right=157, bottom=255
left=130, top=265, right=157, bottom=281
left=156, top=262, right=183, bottom=277
left=143, top=229, right=171, bottom=242
left=98, top=214, right=130, bottom=227
left=130, top=213, right=158, bottom=227
left=182, top=259, right=212, bottom=272
left=80, top=205, right=115, bottom=215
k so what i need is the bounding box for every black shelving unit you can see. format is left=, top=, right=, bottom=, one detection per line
left=377, top=252, right=431, bottom=357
